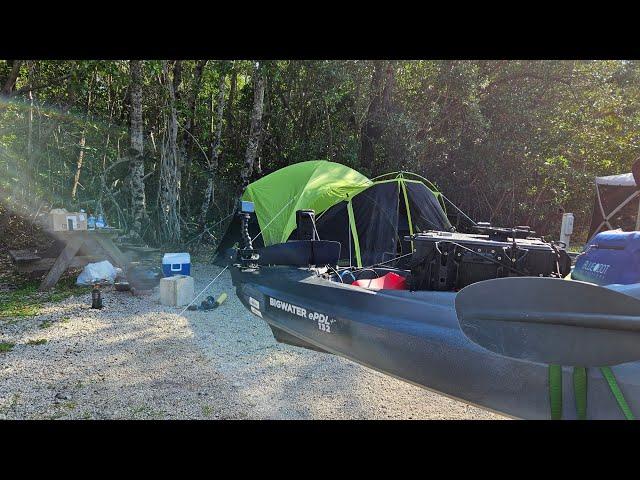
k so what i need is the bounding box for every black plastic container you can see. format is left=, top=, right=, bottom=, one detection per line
left=409, top=230, right=571, bottom=291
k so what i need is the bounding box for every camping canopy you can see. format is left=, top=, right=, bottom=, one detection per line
left=588, top=169, right=640, bottom=240
left=242, top=160, right=372, bottom=246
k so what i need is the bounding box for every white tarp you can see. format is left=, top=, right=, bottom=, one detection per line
left=76, top=260, right=118, bottom=285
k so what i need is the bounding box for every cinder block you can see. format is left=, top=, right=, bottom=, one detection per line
left=160, top=275, right=194, bottom=307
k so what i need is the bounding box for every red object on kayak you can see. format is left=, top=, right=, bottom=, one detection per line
left=351, top=272, right=407, bottom=290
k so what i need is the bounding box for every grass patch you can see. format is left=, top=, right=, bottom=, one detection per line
left=46, top=411, right=66, bottom=420
left=0, top=278, right=90, bottom=319
left=0, top=393, right=20, bottom=414
left=202, top=405, right=215, bottom=417
left=60, top=401, right=76, bottom=410
left=568, top=243, right=585, bottom=254
left=130, top=404, right=164, bottom=419
left=26, top=338, right=47, bottom=346
left=40, top=320, right=52, bottom=329
left=0, top=341, right=15, bottom=353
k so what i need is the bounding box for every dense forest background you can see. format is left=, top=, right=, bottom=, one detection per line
left=1, top=60, right=639, bottom=247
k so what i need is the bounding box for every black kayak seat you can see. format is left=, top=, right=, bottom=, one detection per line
left=258, top=240, right=341, bottom=266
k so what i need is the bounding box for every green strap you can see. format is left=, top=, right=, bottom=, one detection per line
left=600, top=367, right=635, bottom=420
left=347, top=200, right=362, bottom=268
left=549, top=364, right=563, bottom=420
left=573, top=367, right=588, bottom=420
left=550, top=365, right=636, bottom=420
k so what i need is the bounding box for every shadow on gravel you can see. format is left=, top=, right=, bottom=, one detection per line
left=0, top=290, right=252, bottom=420
left=182, top=266, right=395, bottom=419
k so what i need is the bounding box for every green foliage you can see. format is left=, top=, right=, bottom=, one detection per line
left=0, top=341, right=15, bottom=353
left=2, top=60, right=640, bottom=245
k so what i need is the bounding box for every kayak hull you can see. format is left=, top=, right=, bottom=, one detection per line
left=231, top=265, right=640, bottom=419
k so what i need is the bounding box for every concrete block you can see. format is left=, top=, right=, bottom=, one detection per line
left=160, top=275, right=194, bottom=307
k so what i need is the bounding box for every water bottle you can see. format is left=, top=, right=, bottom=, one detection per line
left=91, top=285, right=103, bottom=309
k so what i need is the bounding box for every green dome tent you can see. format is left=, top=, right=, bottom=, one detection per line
left=242, top=160, right=372, bottom=246
left=240, top=161, right=452, bottom=268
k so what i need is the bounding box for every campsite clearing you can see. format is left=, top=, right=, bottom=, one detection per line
left=0, top=264, right=505, bottom=420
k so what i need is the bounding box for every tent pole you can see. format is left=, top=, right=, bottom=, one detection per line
left=347, top=200, right=362, bottom=268
left=348, top=202, right=352, bottom=268
left=595, top=181, right=612, bottom=233
left=400, top=179, right=415, bottom=252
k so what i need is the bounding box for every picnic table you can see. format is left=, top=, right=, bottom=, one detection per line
left=9, top=228, right=131, bottom=291
left=117, top=243, right=161, bottom=259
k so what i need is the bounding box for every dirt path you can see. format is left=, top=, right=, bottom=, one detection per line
left=0, top=265, right=505, bottom=419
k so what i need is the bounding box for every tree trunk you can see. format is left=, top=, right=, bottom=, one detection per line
left=382, top=61, right=395, bottom=112
left=128, top=60, right=147, bottom=239
left=241, top=63, right=265, bottom=189
left=183, top=60, right=208, bottom=199
left=26, top=62, right=34, bottom=195
left=226, top=63, right=239, bottom=158
left=358, top=61, right=388, bottom=172
left=1, top=60, right=22, bottom=96
left=323, top=97, right=334, bottom=160
left=26, top=89, right=34, bottom=200
left=183, top=60, right=207, bottom=154
left=159, top=60, right=181, bottom=244
left=172, top=61, right=183, bottom=189
left=199, top=74, right=226, bottom=224
left=71, top=69, right=96, bottom=200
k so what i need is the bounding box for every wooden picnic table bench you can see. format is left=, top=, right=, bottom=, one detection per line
left=8, top=249, right=42, bottom=264
left=117, top=243, right=162, bottom=258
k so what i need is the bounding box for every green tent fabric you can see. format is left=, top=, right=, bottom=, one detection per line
left=242, top=160, right=372, bottom=246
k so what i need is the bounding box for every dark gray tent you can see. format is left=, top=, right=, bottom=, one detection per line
left=313, top=172, right=452, bottom=267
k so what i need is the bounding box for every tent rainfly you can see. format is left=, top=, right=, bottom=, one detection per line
left=242, top=160, right=373, bottom=246
left=588, top=161, right=640, bottom=240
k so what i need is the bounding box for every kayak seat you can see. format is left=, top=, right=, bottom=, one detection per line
left=258, top=240, right=341, bottom=266
left=351, top=272, right=407, bottom=291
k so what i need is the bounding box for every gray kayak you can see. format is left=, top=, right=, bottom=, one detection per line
left=231, top=265, right=640, bottom=419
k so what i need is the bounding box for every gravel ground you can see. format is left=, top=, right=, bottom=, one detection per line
left=0, top=264, right=505, bottom=420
